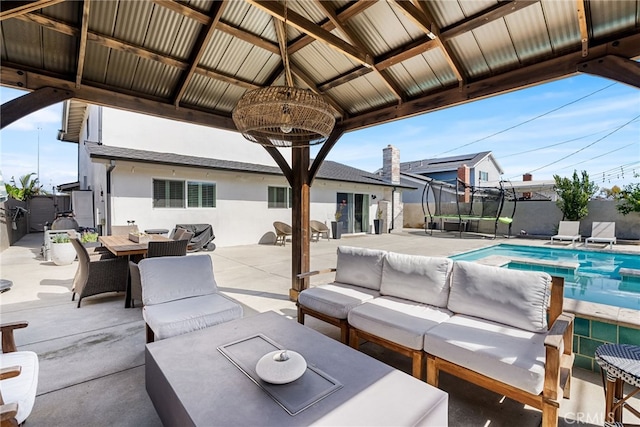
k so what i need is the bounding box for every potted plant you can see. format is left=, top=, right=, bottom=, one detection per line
left=80, top=231, right=100, bottom=248
left=374, top=208, right=385, bottom=234
left=331, top=210, right=342, bottom=239
left=50, top=233, right=76, bottom=266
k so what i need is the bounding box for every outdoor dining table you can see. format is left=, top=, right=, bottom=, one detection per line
left=98, top=234, right=171, bottom=257
left=98, top=234, right=171, bottom=307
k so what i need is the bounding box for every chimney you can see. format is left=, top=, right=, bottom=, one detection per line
left=457, top=164, right=470, bottom=203
left=382, top=145, right=400, bottom=184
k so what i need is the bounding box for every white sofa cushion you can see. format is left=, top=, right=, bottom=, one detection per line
left=0, top=351, right=39, bottom=424
left=380, top=253, right=452, bottom=307
left=143, top=293, right=243, bottom=340
left=448, top=261, right=550, bottom=333
left=348, top=296, right=452, bottom=350
left=335, top=246, right=385, bottom=290
left=424, top=314, right=547, bottom=395
left=140, top=255, right=217, bottom=306
left=298, top=283, right=380, bottom=319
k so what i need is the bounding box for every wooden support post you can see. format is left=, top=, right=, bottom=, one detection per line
left=289, top=146, right=310, bottom=301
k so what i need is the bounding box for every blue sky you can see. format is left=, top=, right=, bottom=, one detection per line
left=1, top=73, right=638, bottom=192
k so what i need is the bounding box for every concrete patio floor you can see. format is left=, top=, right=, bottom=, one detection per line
left=1, top=230, right=639, bottom=426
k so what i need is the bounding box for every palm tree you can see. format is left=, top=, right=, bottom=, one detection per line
left=5, top=173, right=46, bottom=201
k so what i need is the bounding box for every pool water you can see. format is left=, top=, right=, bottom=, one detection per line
left=450, top=244, right=640, bottom=310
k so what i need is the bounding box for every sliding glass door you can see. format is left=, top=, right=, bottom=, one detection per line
left=336, top=192, right=369, bottom=234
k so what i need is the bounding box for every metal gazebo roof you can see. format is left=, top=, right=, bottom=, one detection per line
left=1, top=0, right=638, bottom=132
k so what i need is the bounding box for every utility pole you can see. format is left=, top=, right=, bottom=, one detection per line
left=37, top=125, right=41, bottom=181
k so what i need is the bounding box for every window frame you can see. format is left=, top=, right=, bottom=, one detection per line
left=268, top=186, right=292, bottom=209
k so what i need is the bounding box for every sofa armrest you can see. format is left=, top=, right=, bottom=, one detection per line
left=297, top=268, right=336, bottom=279
left=1, top=321, right=28, bottom=353
left=0, top=403, right=19, bottom=424
left=543, top=313, right=575, bottom=401
left=0, top=366, right=21, bottom=381
left=544, top=313, right=575, bottom=351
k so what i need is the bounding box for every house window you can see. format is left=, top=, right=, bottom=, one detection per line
left=479, top=171, right=489, bottom=182
left=153, top=179, right=185, bottom=208
left=268, top=186, right=292, bottom=208
left=188, top=181, right=216, bottom=208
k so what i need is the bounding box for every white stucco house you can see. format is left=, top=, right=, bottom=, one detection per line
left=58, top=101, right=410, bottom=247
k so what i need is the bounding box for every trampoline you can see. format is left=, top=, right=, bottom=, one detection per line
left=422, top=178, right=516, bottom=238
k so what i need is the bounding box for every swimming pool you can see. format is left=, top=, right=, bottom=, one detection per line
left=450, top=244, right=640, bottom=310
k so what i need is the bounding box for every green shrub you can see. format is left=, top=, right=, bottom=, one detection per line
left=81, top=232, right=99, bottom=243
left=52, top=234, right=70, bottom=244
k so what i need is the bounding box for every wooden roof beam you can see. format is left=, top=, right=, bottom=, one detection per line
left=289, top=64, right=346, bottom=117
left=342, top=32, right=640, bottom=131
left=248, top=0, right=373, bottom=67
left=289, top=0, right=376, bottom=54
left=173, top=1, right=227, bottom=106
left=1, top=65, right=237, bottom=131
left=0, top=0, right=65, bottom=21
left=151, top=0, right=279, bottom=54
left=393, top=0, right=465, bottom=84
left=304, top=0, right=535, bottom=91
left=14, top=13, right=261, bottom=91
left=314, top=0, right=403, bottom=101
left=440, top=1, right=539, bottom=39
left=576, top=0, right=590, bottom=57
left=75, top=0, right=90, bottom=87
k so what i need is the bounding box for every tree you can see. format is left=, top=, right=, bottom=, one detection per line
left=598, top=185, right=621, bottom=200
left=553, top=170, right=598, bottom=221
left=4, top=173, right=46, bottom=201
left=616, top=178, right=640, bottom=215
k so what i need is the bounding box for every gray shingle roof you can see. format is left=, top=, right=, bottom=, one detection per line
left=399, top=152, right=496, bottom=174
left=86, top=144, right=413, bottom=189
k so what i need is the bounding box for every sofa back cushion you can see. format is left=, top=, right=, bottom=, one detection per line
left=335, top=246, right=385, bottom=290
left=448, top=261, right=550, bottom=332
left=140, top=255, right=217, bottom=306
left=380, top=253, right=453, bottom=307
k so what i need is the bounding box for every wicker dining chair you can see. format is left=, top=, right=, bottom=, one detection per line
left=70, top=238, right=129, bottom=308
left=147, top=240, right=189, bottom=258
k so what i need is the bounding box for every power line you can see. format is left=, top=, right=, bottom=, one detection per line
left=434, top=82, right=617, bottom=157
left=501, top=119, right=640, bottom=159
left=557, top=143, right=638, bottom=171
left=525, top=114, right=640, bottom=174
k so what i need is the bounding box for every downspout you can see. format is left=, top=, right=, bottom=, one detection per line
left=106, top=160, right=116, bottom=235
left=389, top=186, right=396, bottom=233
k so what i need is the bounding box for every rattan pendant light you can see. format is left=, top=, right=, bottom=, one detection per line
left=232, top=2, right=335, bottom=147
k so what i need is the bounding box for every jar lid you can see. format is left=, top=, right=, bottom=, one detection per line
left=255, top=350, right=307, bottom=384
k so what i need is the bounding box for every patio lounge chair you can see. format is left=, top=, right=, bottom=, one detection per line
left=273, top=221, right=292, bottom=246
left=585, top=222, right=617, bottom=249
left=550, top=221, right=581, bottom=245
left=310, top=220, right=330, bottom=242
left=0, top=321, right=39, bottom=427
left=129, top=239, right=188, bottom=307
left=70, top=238, right=129, bottom=307
left=139, top=255, right=243, bottom=342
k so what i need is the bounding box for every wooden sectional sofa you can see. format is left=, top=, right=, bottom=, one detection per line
left=297, top=246, right=575, bottom=427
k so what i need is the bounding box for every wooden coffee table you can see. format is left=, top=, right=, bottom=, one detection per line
left=146, top=311, right=448, bottom=426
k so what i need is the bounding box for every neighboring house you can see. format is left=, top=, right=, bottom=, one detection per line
left=58, top=102, right=409, bottom=247
left=398, top=151, right=503, bottom=187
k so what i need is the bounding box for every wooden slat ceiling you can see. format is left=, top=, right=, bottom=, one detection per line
left=1, top=0, right=639, bottom=135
